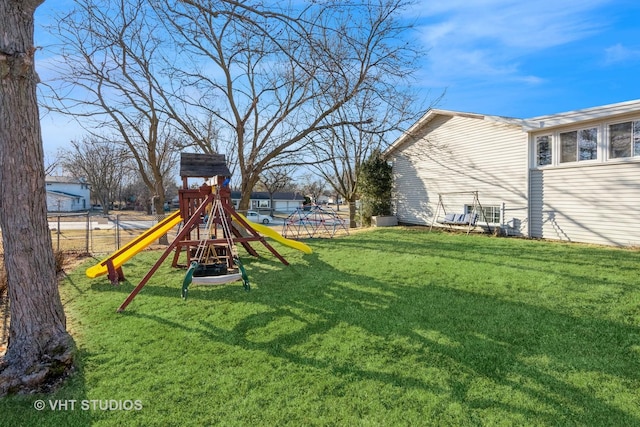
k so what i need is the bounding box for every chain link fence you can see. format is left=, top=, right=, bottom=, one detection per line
left=1, top=204, right=367, bottom=352
left=4, top=204, right=365, bottom=259
left=2, top=204, right=363, bottom=350
left=47, top=211, right=178, bottom=255
left=240, top=202, right=363, bottom=231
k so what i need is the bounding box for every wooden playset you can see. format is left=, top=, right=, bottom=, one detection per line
left=86, top=153, right=310, bottom=312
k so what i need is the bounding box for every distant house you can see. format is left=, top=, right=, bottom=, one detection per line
left=45, top=176, right=91, bottom=212
left=385, top=99, right=640, bottom=247
left=230, top=191, right=306, bottom=213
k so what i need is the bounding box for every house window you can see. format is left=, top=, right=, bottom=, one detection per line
left=251, top=200, right=270, bottom=209
left=609, top=121, right=640, bottom=159
left=560, top=127, right=598, bottom=163
left=535, top=135, right=552, bottom=166
left=466, top=205, right=500, bottom=224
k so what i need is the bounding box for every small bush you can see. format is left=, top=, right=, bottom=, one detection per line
left=360, top=149, right=393, bottom=224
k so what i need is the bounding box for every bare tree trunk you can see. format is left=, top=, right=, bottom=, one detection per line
left=237, top=174, right=260, bottom=213
left=348, top=196, right=358, bottom=229
left=152, top=189, right=168, bottom=245
left=0, top=0, right=74, bottom=395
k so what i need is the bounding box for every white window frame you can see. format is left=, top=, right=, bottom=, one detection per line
left=531, top=118, right=640, bottom=169
left=535, top=134, right=553, bottom=167
left=559, top=127, right=598, bottom=164
left=608, top=119, right=640, bottom=160
left=251, top=199, right=270, bottom=209
left=465, top=204, right=501, bottom=225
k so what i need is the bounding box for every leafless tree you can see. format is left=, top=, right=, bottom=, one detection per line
left=156, top=0, right=421, bottom=211
left=300, top=174, right=327, bottom=205
left=42, top=0, right=422, bottom=216
left=43, top=0, right=190, bottom=218
left=44, top=152, right=60, bottom=176
left=310, top=85, right=423, bottom=227
left=59, top=136, right=131, bottom=214
left=310, top=123, right=366, bottom=227
left=0, top=0, right=73, bottom=395
left=259, top=167, right=295, bottom=215
left=120, top=174, right=169, bottom=213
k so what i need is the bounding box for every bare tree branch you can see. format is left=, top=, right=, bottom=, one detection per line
left=43, top=0, right=189, bottom=218
left=154, top=0, right=423, bottom=210
left=41, top=0, right=426, bottom=216
left=58, top=136, right=132, bottom=214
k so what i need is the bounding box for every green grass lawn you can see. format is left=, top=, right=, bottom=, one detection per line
left=2, top=228, right=640, bottom=426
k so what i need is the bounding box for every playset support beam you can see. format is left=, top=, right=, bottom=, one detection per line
left=117, top=180, right=292, bottom=311
left=117, top=192, right=215, bottom=312
left=110, top=153, right=299, bottom=312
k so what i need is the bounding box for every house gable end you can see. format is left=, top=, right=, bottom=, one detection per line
left=385, top=109, right=524, bottom=158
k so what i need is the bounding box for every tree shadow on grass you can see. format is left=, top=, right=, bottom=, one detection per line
left=114, top=249, right=640, bottom=425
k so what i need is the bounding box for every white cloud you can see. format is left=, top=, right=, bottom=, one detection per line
left=603, top=43, right=640, bottom=65
left=419, top=1, right=608, bottom=48
left=516, top=75, right=546, bottom=85
left=410, top=0, right=613, bottom=85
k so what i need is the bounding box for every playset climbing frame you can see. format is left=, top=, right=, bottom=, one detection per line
left=193, top=195, right=236, bottom=267
left=282, top=205, right=349, bottom=239
left=116, top=181, right=289, bottom=311
left=181, top=194, right=250, bottom=298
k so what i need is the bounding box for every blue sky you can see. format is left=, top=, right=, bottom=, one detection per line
left=36, top=0, right=640, bottom=154
left=407, top=0, right=640, bottom=118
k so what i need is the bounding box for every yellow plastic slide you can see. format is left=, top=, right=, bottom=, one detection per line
left=236, top=213, right=312, bottom=254
left=86, top=211, right=183, bottom=278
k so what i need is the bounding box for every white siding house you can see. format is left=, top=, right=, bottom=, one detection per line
left=387, top=100, right=640, bottom=247
left=385, top=109, right=530, bottom=236
left=45, top=176, right=91, bottom=212
left=527, top=100, right=640, bottom=246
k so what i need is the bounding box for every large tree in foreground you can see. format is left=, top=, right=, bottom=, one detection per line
left=0, top=0, right=74, bottom=395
